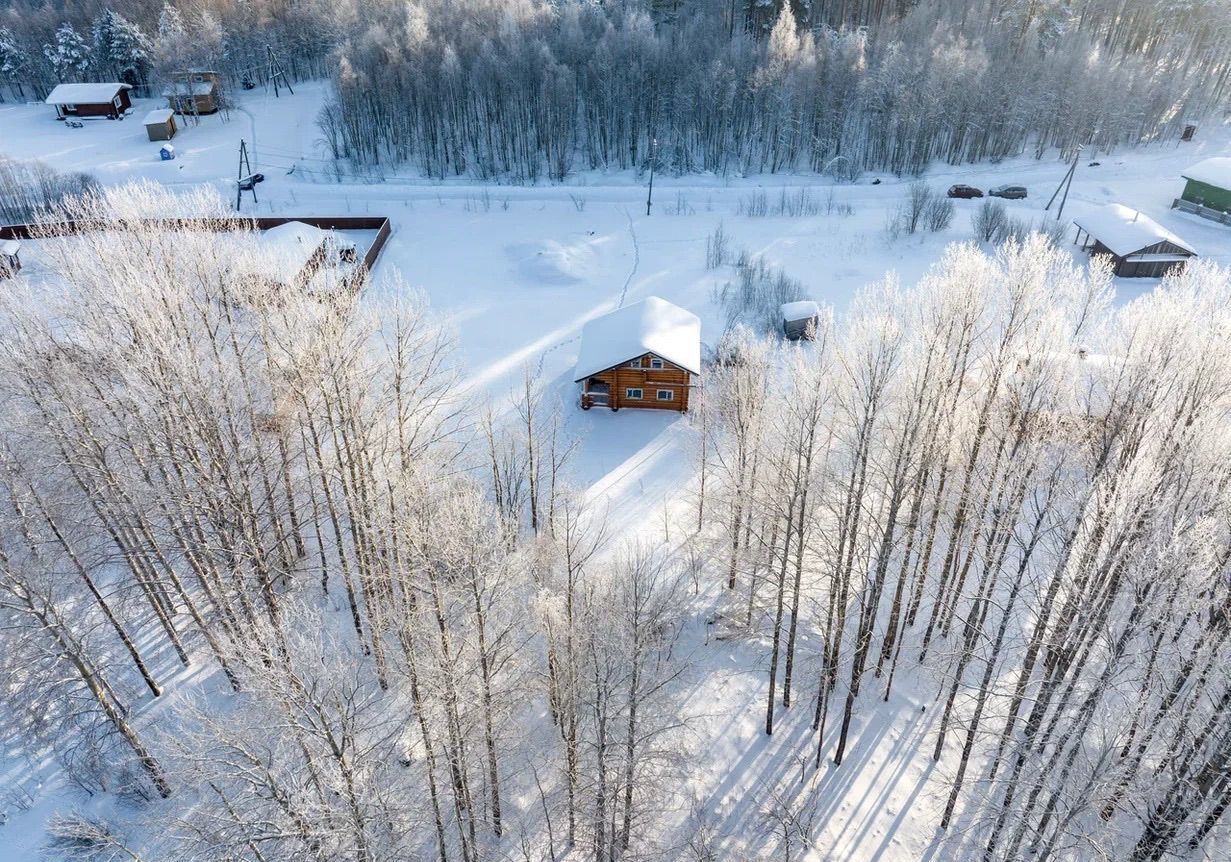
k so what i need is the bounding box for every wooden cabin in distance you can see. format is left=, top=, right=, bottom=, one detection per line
left=1072, top=204, right=1197, bottom=278
left=44, top=83, right=132, bottom=119
left=164, top=71, right=222, bottom=115
left=575, top=297, right=701, bottom=413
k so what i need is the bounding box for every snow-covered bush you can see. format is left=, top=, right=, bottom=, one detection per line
left=705, top=221, right=730, bottom=270
left=923, top=195, right=955, bottom=231
left=972, top=198, right=1008, bottom=242
left=44, top=814, right=139, bottom=862
left=716, top=249, right=807, bottom=332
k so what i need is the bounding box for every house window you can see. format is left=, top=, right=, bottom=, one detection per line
left=656, top=389, right=674, bottom=401
left=649, top=358, right=664, bottom=369
left=626, top=388, right=643, bottom=400
left=628, top=358, right=642, bottom=368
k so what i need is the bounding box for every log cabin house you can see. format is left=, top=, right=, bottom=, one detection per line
left=45, top=83, right=132, bottom=120
left=574, top=296, right=701, bottom=413
left=1072, top=204, right=1197, bottom=278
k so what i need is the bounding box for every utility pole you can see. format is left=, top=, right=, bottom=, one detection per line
left=1046, top=145, right=1082, bottom=221
left=236, top=138, right=255, bottom=211
left=267, top=45, right=293, bottom=98
left=645, top=137, right=658, bottom=217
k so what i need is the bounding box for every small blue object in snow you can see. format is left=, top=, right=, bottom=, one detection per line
left=160, top=144, right=175, bottom=161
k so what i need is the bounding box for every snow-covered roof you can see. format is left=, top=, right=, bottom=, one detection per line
left=1181, top=157, right=1231, bottom=191
left=228, top=221, right=327, bottom=283
left=1072, top=204, right=1197, bottom=258
left=0, top=240, right=19, bottom=256
left=263, top=220, right=325, bottom=249
left=780, top=300, right=820, bottom=322
left=573, top=297, right=701, bottom=381
left=44, top=83, right=130, bottom=105
left=257, top=221, right=326, bottom=275
left=143, top=108, right=174, bottom=125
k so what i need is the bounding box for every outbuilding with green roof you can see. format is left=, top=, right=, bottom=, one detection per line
left=1174, top=158, right=1231, bottom=224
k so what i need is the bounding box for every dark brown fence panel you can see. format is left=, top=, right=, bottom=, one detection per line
left=0, top=215, right=394, bottom=281
left=362, top=218, right=392, bottom=273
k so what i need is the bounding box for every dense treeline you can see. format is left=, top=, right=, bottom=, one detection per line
left=2, top=0, right=1229, bottom=179
left=323, top=0, right=1231, bottom=178
left=0, top=184, right=1228, bottom=860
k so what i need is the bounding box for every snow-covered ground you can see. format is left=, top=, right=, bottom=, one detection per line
left=2, top=82, right=1229, bottom=862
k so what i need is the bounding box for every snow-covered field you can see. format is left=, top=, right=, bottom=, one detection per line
left=2, top=82, right=1229, bottom=862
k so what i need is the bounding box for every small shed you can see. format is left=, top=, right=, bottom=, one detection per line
left=780, top=300, right=822, bottom=340
left=231, top=221, right=329, bottom=288
left=1176, top=158, right=1231, bottom=216
left=0, top=240, right=22, bottom=278
left=163, top=72, right=222, bottom=115
left=143, top=108, right=177, bottom=141
left=574, top=296, right=701, bottom=413
left=44, top=82, right=132, bottom=120
left=1072, top=204, right=1197, bottom=278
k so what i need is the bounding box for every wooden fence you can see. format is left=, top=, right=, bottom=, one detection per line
left=1171, top=198, right=1231, bottom=227
left=0, top=214, right=394, bottom=281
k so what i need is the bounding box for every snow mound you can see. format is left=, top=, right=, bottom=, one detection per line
left=507, top=239, right=597, bottom=285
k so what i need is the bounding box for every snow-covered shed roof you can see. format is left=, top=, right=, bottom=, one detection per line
left=1181, top=157, right=1231, bottom=191
left=0, top=240, right=20, bottom=256
left=44, top=83, right=130, bottom=105
left=1072, top=204, right=1197, bottom=258
left=143, top=108, right=174, bottom=125
left=573, top=297, right=701, bottom=382
left=258, top=221, right=326, bottom=272
left=228, top=221, right=327, bottom=284
left=780, top=300, right=820, bottom=322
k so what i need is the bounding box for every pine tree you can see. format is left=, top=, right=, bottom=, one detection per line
left=0, top=27, right=29, bottom=97
left=43, top=23, right=92, bottom=83
left=92, top=9, right=151, bottom=86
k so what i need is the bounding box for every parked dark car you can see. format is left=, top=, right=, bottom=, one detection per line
left=947, top=184, right=984, bottom=199
left=989, top=184, right=1028, bottom=199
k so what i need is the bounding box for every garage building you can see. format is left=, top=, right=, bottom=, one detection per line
left=1072, top=204, right=1197, bottom=279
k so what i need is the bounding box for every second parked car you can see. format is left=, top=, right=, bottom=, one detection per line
left=947, top=184, right=984, bottom=198
left=989, top=184, right=1028, bottom=199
